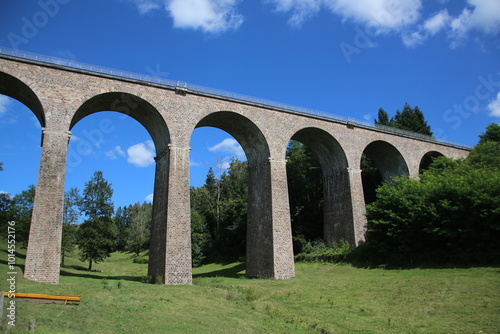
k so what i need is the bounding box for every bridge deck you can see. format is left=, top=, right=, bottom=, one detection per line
left=0, top=46, right=470, bottom=150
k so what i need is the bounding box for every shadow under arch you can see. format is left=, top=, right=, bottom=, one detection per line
left=0, top=71, right=45, bottom=127
left=71, top=92, right=171, bottom=282
left=363, top=141, right=409, bottom=182
left=194, top=111, right=274, bottom=278
left=290, top=127, right=355, bottom=246
left=361, top=140, right=410, bottom=205
left=419, top=151, right=444, bottom=172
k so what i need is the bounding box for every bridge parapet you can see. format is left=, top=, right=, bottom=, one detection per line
left=0, top=46, right=471, bottom=150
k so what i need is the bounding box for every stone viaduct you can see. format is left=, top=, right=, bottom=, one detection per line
left=0, top=48, right=470, bottom=285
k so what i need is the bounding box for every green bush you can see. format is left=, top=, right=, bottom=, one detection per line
left=295, top=240, right=352, bottom=263
left=363, top=141, right=500, bottom=266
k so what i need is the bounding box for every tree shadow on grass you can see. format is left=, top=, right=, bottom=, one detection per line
left=193, top=263, right=246, bottom=279
left=0, top=259, right=25, bottom=272
left=60, top=265, right=143, bottom=282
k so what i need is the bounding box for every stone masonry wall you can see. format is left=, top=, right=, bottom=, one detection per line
left=0, top=56, right=470, bottom=284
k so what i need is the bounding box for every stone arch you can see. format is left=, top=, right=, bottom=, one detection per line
left=71, top=92, right=172, bottom=283
left=194, top=111, right=277, bottom=278
left=0, top=71, right=45, bottom=127
left=362, top=140, right=410, bottom=182
left=290, top=127, right=355, bottom=245
left=195, top=111, right=270, bottom=163
left=419, top=151, right=444, bottom=172
left=71, top=92, right=169, bottom=152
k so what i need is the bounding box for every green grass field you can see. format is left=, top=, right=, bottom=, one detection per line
left=1, top=241, right=499, bottom=333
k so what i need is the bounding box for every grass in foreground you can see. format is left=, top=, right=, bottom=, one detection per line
left=0, top=242, right=499, bottom=333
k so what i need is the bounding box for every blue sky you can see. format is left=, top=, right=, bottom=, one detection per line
left=0, top=0, right=499, bottom=209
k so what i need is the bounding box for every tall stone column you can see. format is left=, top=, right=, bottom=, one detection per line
left=347, top=168, right=367, bottom=245
left=246, top=157, right=294, bottom=279
left=323, top=168, right=356, bottom=246
left=269, top=158, right=295, bottom=279
left=148, top=145, right=192, bottom=285
left=24, top=128, right=71, bottom=284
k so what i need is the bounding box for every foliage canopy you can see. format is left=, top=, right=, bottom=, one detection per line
left=78, top=171, right=116, bottom=270
left=362, top=126, right=500, bottom=266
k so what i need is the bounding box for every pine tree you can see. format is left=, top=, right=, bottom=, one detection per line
left=78, top=171, right=116, bottom=271
left=11, top=185, right=35, bottom=247
left=127, top=202, right=152, bottom=256
left=114, top=206, right=131, bottom=251
left=391, top=103, right=433, bottom=135
left=374, top=108, right=390, bottom=126
left=61, top=187, right=81, bottom=266
left=375, top=103, right=433, bottom=136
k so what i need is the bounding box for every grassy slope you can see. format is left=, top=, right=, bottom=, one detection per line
left=0, top=241, right=499, bottom=333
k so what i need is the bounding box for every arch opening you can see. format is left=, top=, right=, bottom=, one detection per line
left=0, top=71, right=45, bottom=128
left=66, top=111, right=157, bottom=272
left=189, top=127, right=248, bottom=268
left=0, top=94, right=43, bottom=247
left=361, top=141, right=409, bottom=204
left=67, top=92, right=169, bottom=280
left=289, top=128, right=354, bottom=247
left=193, top=111, right=272, bottom=278
left=72, top=92, right=170, bottom=153
left=419, top=151, right=444, bottom=173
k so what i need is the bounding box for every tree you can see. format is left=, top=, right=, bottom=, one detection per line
left=361, top=154, right=383, bottom=204
left=190, top=187, right=213, bottom=265
left=191, top=209, right=211, bottom=266
left=0, top=192, right=13, bottom=233
left=362, top=126, right=500, bottom=266
left=78, top=171, right=116, bottom=270
left=392, top=103, right=432, bottom=135
left=216, top=159, right=248, bottom=259
left=127, top=202, right=152, bottom=256
left=375, top=103, right=432, bottom=136
left=367, top=103, right=433, bottom=204
left=286, top=140, right=323, bottom=252
left=478, top=123, right=500, bottom=143
left=11, top=185, right=36, bottom=247
left=374, top=108, right=390, bottom=126
left=190, top=158, right=249, bottom=262
left=466, top=140, right=500, bottom=168
left=61, top=187, right=81, bottom=266
left=114, top=206, right=131, bottom=252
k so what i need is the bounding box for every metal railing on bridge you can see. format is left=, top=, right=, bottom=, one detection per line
left=0, top=46, right=471, bottom=150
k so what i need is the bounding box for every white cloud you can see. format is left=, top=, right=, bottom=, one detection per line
left=208, top=138, right=245, bottom=159
left=216, top=158, right=231, bottom=171
left=327, top=0, right=422, bottom=32
left=190, top=160, right=202, bottom=167
left=106, top=146, right=126, bottom=160
left=423, top=9, right=450, bottom=34
left=403, top=9, right=451, bottom=47
left=267, top=0, right=499, bottom=48
left=126, top=0, right=162, bottom=14
left=127, top=0, right=243, bottom=33
left=0, top=95, right=11, bottom=115
left=127, top=140, right=156, bottom=167
left=267, top=0, right=422, bottom=31
left=145, top=193, right=154, bottom=202
left=447, top=0, right=500, bottom=47
left=467, top=0, right=500, bottom=34
left=167, top=0, right=243, bottom=33
left=487, top=92, right=500, bottom=117
left=268, top=0, right=322, bottom=27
